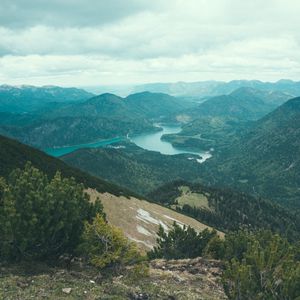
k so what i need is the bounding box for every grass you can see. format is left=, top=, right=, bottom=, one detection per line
left=175, top=186, right=211, bottom=210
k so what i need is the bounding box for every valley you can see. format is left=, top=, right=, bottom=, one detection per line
left=2, top=3, right=300, bottom=298
left=1, top=82, right=300, bottom=300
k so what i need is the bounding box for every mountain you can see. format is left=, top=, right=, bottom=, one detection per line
left=161, top=115, right=250, bottom=152
left=0, top=85, right=94, bottom=113
left=48, top=91, right=186, bottom=120
left=0, top=92, right=186, bottom=148
left=0, top=134, right=222, bottom=254
left=202, top=97, right=300, bottom=209
left=133, top=79, right=300, bottom=98
left=61, top=141, right=204, bottom=196
left=148, top=181, right=300, bottom=241
left=185, top=87, right=291, bottom=121
left=126, top=91, right=187, bottom=119
left=0, top=115, right=155, bottom=148
left=0, top=134, right=130, bottom=197
left=160, top=88, right=292, bottom=152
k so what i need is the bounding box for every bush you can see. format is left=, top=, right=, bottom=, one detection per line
left=222, top=230, right=300, bottom=299
left=148, top=222, right=218, bottom=260
left=78, top=214, right=143, bottom=271
left=0, top=162, right=102, bottom=262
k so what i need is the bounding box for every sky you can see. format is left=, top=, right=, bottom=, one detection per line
left=0, top=0, right=300, bottom=87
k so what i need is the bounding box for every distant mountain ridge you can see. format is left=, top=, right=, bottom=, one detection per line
left=0, top=91, right=185, bottom=148
left=133, top=79, right=300, bottom=98
left=0, top=84, right=94, bottom=112
left=178, top=87, right=293, bottom=121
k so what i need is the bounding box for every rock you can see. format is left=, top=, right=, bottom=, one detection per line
left=62, top=288, right=72, bottom=294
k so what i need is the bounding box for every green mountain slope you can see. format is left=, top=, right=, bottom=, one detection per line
left=0, top=92, right=185, bottom=148
left=0, top=134, right=132, bottom=197
left=162, top=88, right=292, bottom=152
left=61, top=141, right=204, bottom=196
left=202, top=97, right=300, bottom=209
left=148, top=180, right=300, bottom=241
left=185, top=87, right=288, bottom=121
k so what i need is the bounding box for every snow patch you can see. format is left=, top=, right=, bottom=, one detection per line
left=136, top=209, right=168, bottom=231
left=163, top=215, right=185, bottom=228
left=137, top=225, right=153, bottom=236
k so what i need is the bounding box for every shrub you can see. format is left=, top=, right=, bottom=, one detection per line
left=222, top=230, right=300, bottom=299
left=78, top=214, right=143, bottom=271
left=0, top=162, right=102, bottom=262
left=148, top=222, right=218, bottom=260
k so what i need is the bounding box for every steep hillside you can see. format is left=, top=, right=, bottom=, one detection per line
left=202, top=97, right=300, bottom=209
left=162, top=116, right=251, bottom=152
left=62, top=141, right=205, bottom=196
left=162, top=88, right=292, bottom=152
left=0, top=85, right=94, bottom=112
left=1, top=115, right=155, bottom=148
left=87, top=188, right=222, bottom=252
left=148, top=181, right=300, bottom=241
left=0, top=134, right=132, bottom=197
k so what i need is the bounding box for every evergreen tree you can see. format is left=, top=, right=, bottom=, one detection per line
left=78, top=214, right=142, bottom=271
left=148, top=222, right=218, bottom=260
left=0, top=162, right=102, bottom=261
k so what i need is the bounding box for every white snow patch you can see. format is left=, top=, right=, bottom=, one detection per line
left=137, top=225, right=153, bottom=237
left=163, top=215, right=185, bottom=228
left=136, top=209, right=168, bottom=231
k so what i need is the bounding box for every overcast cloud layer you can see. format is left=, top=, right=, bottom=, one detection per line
left=0, top=0, right=299, bottom=86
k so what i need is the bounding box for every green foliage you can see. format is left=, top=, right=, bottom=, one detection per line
left=0, top=134, right=133, bottom=197
left=203, top=97, right=300, bottom=210
left=63, top=142, right=205, bottom=197
left=0, top=162, right=102, bottom=262
left=148, top=222, right=218, bottom=260
left=150, top=181, right=300, bottom=242
left=78, top=214, right=143, bottom=271
left=222, top=230, right=300, bottom=300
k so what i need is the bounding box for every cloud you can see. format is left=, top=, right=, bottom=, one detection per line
left=0, top=0, right=299, bottom=85
left=0, top=0, right=162, bottom=28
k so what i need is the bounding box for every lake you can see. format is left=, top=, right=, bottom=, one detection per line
left=44, top=124, right=212, bottom=163
left=44, top=137, right=124, bottom=157
left=130, top=125, right=212, bottom=163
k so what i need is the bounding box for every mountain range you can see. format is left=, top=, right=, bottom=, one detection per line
left=133, top=79, right=300, bottom=98
left=0, top=84, right=94, bottom=113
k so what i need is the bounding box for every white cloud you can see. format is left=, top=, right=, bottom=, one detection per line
left=0, top=0, right=300, bottom=85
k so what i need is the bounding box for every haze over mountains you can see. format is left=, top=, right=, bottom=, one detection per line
left=132, top=79, right=300, bottom=98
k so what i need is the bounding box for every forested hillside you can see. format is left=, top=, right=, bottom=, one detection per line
left=202, top=97, right=300, bottom=209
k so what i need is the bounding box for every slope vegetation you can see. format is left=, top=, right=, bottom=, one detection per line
left=203, top=97, right=300, bottom=209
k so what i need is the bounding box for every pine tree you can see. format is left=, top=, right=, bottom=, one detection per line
left=0, top=162, right=103, bottom=261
